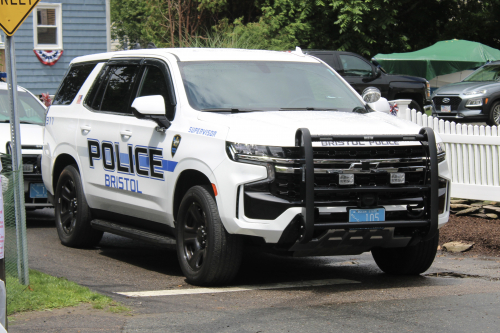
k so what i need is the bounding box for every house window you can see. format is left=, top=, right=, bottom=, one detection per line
left=33, top=3, right=63, bottom=50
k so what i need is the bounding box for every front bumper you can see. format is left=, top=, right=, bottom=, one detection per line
left=431, top=95, right=489, bottom=121
left=23, top=154, right=51, bottom=208
left=23, top=174, right=51, bottom=208
left=215, top=129, right=450, bottom=255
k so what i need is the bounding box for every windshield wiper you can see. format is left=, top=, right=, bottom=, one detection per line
left=201, top=108, right=263, bottom=113
left=279, top=107, right=338, bottom=111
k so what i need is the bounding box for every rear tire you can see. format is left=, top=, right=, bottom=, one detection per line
left=54, top=165, right=103, bottom=248
left=487, top=101, right=500, bottom=126
left=371, top=230, right=439, bottom=275
left=176, top=185, right=242, bottom=286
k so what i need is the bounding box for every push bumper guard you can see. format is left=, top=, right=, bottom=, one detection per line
left=294, top=127, right=438, bottom=244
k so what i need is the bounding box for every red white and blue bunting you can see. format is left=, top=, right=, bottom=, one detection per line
left=33, top=50, right=64, bottom=66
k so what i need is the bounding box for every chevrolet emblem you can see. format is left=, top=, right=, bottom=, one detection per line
left=349, top=162, right=380, bottom=172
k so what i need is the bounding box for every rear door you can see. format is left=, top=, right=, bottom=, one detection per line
left=76, top=57, right=177, bottom=223
left=76, top=59, right=143, bottom=215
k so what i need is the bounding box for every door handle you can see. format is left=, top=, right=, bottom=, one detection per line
left=120, top=130, right=133, bottom=139
left=80, top=125, right=91, bottom=134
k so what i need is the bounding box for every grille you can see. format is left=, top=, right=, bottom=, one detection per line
left=433, top=96, right=462, bottom=111
left=270, top=146, right=429, bottom=202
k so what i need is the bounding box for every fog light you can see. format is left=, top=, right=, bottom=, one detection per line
left=339, top=174, right=354, bottom=185
left=390, top=173, right=405, bottom=184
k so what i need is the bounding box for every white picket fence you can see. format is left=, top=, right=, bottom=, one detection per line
left=398, top=108, right=500, bottom=201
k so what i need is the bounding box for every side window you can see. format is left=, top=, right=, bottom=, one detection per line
left=53, top=63, right=97, bottom=105
left=339, top=55, right=373, bottom=77
left=137, top=65, right=175, bottom=120
left=311, top=54, right=337, bottom=70
left=96, top=65, right=140, bottom=114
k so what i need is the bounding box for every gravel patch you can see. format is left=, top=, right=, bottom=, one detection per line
left=439, top=214, right=500, bottom=257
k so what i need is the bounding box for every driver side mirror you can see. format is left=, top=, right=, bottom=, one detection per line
left=131, top=95, right=171, bottom=130
left=131, top=95, right=166, bottom=116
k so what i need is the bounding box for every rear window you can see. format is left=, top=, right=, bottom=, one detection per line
left=52, top=63, right=97, bottom=105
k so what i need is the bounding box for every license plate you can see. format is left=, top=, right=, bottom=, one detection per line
left=441, top=105, right=451, bottom=112
left=349, top=208, right=385, bottom=222
left=23, top=164, right=33, bottom=173
left=30, top=183, right=47, bottom=198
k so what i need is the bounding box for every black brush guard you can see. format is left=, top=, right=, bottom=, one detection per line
left=294, top=127, right=439, bottom=244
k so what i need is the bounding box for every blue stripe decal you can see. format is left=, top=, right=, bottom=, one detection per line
left=138, top=155, right=150, bottom=168
left=120, top=153, right=129, bottom=165
left=161, top=159, right=178, bottom=172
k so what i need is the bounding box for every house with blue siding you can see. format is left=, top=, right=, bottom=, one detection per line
left=0, top=0, right=110, bottom=96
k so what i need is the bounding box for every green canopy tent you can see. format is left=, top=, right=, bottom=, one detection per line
left=373, top=39, right=500, bottom=81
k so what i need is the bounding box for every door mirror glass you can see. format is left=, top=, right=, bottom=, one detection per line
left=131, top=95, right=166, bottom=116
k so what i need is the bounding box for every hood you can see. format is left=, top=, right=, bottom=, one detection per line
left=384, top=73, right=427, bottom=83
left=433, top=81, right=500, bottom=95
left=198, top=111, right=422, bottom=146
left=0, top=123, right=44, bottom=154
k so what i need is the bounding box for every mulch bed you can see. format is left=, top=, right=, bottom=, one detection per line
left=439, top=214, right=500, bottom=257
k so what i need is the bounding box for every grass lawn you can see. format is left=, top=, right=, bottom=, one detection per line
left=6, top=269, right=129, bottom=316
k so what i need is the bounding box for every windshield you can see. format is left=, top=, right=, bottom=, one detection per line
left=0, top=90, right=46, bottom=125
left=463, top=65, right=500, bottom=82
left=179, top=61, right=364, bottom=112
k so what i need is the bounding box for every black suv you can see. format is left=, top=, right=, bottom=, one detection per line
left=304, top=50, right=431, bottom=111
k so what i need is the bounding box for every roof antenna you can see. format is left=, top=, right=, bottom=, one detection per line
left=292, top=46, right=305, bottom=56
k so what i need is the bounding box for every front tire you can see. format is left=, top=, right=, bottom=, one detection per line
left=176, top=185, right=242, bottom=286
left=487, top=101, right=500, bottom=126
left=371, top=230, right=439, bottom=275
left=409, top=99, right=422, bottom=112
left=54, top=165, right=103, bottom=248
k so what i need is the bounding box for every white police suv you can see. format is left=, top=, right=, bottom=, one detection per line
left=43, top=48, right=450, bottom=286
left=1, top=81, right=51, bottom=209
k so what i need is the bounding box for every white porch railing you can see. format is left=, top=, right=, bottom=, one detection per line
left=397, top=107, right=500, bottom=201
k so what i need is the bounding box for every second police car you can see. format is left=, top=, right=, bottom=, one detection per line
left=43, top=48, right=450, bottom=286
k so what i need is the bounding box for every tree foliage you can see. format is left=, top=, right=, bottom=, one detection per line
left=111, top=0, right=500, bottom=57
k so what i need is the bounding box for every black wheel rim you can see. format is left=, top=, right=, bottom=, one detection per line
left=58, top=177, right=78, bottom=234
left=182, top=201, right=207, bottom=271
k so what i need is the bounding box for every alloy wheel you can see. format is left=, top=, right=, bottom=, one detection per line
left=58, top=178, right=78, bottom=234
left=182, top=202, right=208, bottom=271
left=494, top=104, right=500, bottom=125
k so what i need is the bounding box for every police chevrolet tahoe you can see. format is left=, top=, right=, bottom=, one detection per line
left=43, top=48, right=451, bottom=286
left=0, top=81, right=51, bottom=209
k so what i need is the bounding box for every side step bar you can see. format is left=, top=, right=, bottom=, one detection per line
left=91, top=219, right=176, bottom=249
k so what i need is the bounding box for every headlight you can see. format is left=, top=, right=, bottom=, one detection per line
left=463, top=89, right=487, bottom=96
left=226, top=142, right=289, bottom=164
left=226, top=142, right=281, bottom=184
left=437, top=142, right=446, bottom=163
left=465, top=98, right=483, bottom=107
